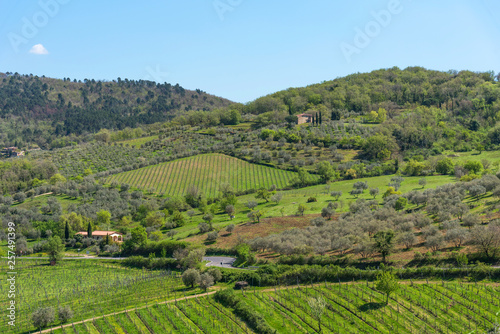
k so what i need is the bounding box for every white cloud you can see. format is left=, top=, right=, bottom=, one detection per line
left=29, top=44, right=49, bottom=55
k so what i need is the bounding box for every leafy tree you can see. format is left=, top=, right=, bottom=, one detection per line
left=308, top=297, right=326, bottom=333
left=382, top=187, right=401, bottom=198
left=445, top=228, right=468, bottom=248
left=398, top=232, right=416, bottom=250
left=225, top=204, right=236, bottom=219
left=425, top=234, right=444, bottom=252
left=143, top=211, right=165, bottom=228
left=58, top=306, right=73, bottom=323
left=470, top=225, right=500, bottom=258
left=47, top=236, right=65, bottom=264
left=297, top=204, right=306, bottom=216
left=246, top=200, right=258, bottom=210
left=463, top=160, right=483, bottom=174
left=49, top=173, right=66, bottom=185
left=130, top=226, right=147, bottom=247
left=376, top=271, right=399, bottom=304
left=182, top=269, right=201, bottom=288
left=369, top=188, right=379, bottom=198
left=435, top=158, right=454, bottom=175
left=403, top=160, right=425, bottom=176
left=316, top=161, right=338, bottom=183
left=418, top=178, right=427, bottom=188
left=185, top=185, right=204, bottom=208
left=206, top=231, right=219, bottom=242
left=394, top=197, right=407, bottom=211
left=270, top=192, right=283, bottom=204
left=255, top=188, right=272, bottom=203
left=96, top=210, right=111, bottom=228
left=226, top=224, right=235, bottom=234
left=199, top=273, right=214, bottom=291
left=247, top=210, right=263, bottom=223
left=374, top=230, right=395, bottom=263
left=462, top=214, right=480, bottom=229
left=330, top=191, right=342, bottom=200
left=361, top=135, right=398, bottom=161
left=32, top=307, right=55, bottom=330
left=321, top=206, right=335, bottom=220
left=13, top=192, right=26, bottom=203
left=207, top=267, right=222, bottom=282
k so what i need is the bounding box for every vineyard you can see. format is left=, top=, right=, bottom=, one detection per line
left=106, top=154, right=314, bottom=198
left=0, top=260, right=194, bottom=334
left=44, top=281, right=500, bottom=334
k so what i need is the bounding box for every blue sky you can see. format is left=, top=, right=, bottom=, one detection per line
left=0, top=0, right=499, bottom=103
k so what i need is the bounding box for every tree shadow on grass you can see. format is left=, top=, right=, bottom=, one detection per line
left=358, top=302, right=385, bottom=312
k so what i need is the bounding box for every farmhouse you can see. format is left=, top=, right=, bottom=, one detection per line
left=76, top=231, right=124, bottom=242
left=1, top=147, right=25, bottom=157
left=297, top=113, right=313, bottom=124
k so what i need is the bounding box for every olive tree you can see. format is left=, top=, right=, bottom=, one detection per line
left=182, top=268, right=201, bottom=288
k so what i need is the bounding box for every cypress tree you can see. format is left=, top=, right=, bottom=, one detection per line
left=64, top=221, right=69, bottom=240
left=87, top=222, right=92, bottom=238
left=319, top=111, right=323, bottom=124
left=105, top=233, right=109, bottom=245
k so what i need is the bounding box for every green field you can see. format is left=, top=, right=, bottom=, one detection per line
left=106, top=154, right=315, bottom=198
left=0, top=259, right=195, bottom=334
left=48, top=282, right=500, bottom=334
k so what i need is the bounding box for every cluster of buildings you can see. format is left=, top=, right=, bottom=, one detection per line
left=1, top=147, right=25, bottom=157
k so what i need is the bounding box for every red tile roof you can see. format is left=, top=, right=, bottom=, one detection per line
left=76, top=231, right=122, bottom=236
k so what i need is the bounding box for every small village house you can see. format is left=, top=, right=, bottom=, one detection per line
left=296, top=113, right=313, bottom=124
left=76, top=231, right=123, bottom=242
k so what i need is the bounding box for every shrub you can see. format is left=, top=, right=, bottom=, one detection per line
left=307, top=197, right=317, bottom=203
left=206, top=231, right=219, bottom=242
left=198, top=222, right=211, bottom=234
left=215, top=289, right=274, bottom=334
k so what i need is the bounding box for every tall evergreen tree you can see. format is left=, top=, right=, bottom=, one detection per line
left=64, top=222, right=69, bottom=240
left=87, top=222, right=92, bottom=238
left=319, top=111, right=323, bottom=124
left=105, top=233, right=109, bottom=245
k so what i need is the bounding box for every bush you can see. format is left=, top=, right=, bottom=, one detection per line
left=198, top=222, right=211, bottom=234
left=206, top=231, right=219, bottom=242
left=307, top=197, right=317, bottom=203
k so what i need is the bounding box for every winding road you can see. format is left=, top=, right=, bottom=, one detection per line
left=203, top=256, right=237, bottom=268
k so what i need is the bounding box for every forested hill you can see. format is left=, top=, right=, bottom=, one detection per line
left=245, top=67, right=500, bottom=125
left=0, top=72, right=233, bottom=135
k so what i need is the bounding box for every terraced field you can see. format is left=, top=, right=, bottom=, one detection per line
left=47, top=282, right=500, bottom=334
left=106, top=153, right=314, bottom=198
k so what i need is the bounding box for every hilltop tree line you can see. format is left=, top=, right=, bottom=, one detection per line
left=0, top=73, right=232, bottom=148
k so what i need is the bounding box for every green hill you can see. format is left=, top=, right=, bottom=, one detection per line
left=0, top=72, right=233, bottom=147
left=106, top=153, right=318, bottom=198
